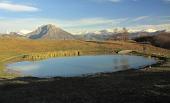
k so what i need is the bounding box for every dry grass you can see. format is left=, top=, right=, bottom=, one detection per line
left=24, top=50, right=80, bottom=60
left=0, top=38, right=170, bottom=78
left=0, top=38, right=170, bottom=103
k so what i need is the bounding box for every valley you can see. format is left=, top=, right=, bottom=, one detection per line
left=1, top=0, right=170, bottom=102
left=0, top=31, right=170, bottom=103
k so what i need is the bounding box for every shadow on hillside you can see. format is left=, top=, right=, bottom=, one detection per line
left=0, top=69, right=170, bottom=103
left=85, top=40, right=123, bottom=45
left=134, top=32, right=170, bottom=49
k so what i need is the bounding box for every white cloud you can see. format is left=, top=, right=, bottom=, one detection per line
left=108, top=0, right=121, bottom=2
left=19, top=29, right=32, bottom=34
left=133, top=16, right=149, bottom=21
left=127, top=24, right=170, bottom=32
left=164, top=0, right=170, bottom=2
left=90, top=0, right=121, bottom=3
left=163, top=0, right=170, bottom=3
left=0, top=17, right=127, bottom=34
left=60, top=18, right=127, bottom=27
left=91, top=0, right=139, bottom=3
left=0, top=2, right=39, bottom=12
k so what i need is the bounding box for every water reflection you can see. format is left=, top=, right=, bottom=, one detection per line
left=6, top=55, right=157, bottom=78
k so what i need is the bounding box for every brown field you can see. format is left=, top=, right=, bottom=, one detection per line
left=0, top=38, right=170, bottom=103
left=0, top=38, right=170, bottom=78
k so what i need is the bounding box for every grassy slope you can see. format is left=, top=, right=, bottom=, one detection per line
left=134, top=32, right=170, bottom=49
left=0, top=38, right=170, bottom=103
left=0, top=38, right=170, bottom=78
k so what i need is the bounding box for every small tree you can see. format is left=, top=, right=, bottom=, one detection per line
left=122, top=27, right=129, bottom=41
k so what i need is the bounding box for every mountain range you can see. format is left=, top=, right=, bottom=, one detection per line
left=0, top=24, right=168, bottom=42
left=0, top=24, right=169, bottom=49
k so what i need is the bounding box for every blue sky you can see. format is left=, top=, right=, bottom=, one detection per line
left=0, top=0, right=170, bottom=34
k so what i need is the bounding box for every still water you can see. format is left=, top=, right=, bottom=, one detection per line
left=6, top=55, right=157, bottom=78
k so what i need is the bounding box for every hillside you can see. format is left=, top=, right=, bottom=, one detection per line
left=27, top=24, right=75, bottom=40
left=134, top=32, right=170, bottom=49
left=153, top=32, right=170, bottom=49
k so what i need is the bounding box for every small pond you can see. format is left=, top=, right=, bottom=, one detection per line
left=6, top=55, right=157, bottom=78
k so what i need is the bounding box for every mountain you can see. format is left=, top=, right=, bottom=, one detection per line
left=0, top=32, right=26, bottom=39
left=27, top=24, right=75, bottom=40
left=75, top=29, right=165, bottom=41
left=75, top=30, right=113, bottom=41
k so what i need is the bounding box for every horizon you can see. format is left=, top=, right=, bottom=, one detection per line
left=0, top=23, right=168, bottom=36
left=0, top=0, right=170, bottom=34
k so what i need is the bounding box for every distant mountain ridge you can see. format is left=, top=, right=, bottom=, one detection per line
left=27, top=24, right=75, bottom=40
left=0, top=32, right=26, bottom=39
left=75, top=29, right=166, bottom=41
left=0, top=24, right=168, bottom=42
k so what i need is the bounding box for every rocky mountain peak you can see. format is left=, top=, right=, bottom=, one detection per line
left=27, top=24, right=75, bottom=40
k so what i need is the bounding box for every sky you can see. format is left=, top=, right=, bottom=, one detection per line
left=0, top=0, right=170, bottom=34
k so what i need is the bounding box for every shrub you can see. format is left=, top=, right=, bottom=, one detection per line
left=114, top=48, right=122, bottom=53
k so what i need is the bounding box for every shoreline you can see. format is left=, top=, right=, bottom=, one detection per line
left=2, top=53, right=165, bottom=79
left=0, top=58, right=170, bottom=103
left=0, top=52, right=170, bottom=103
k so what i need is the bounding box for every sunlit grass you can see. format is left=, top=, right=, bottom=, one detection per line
left=24, top=50, right=81, bottom=60
left=0, top=38, right=169, bottom=78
